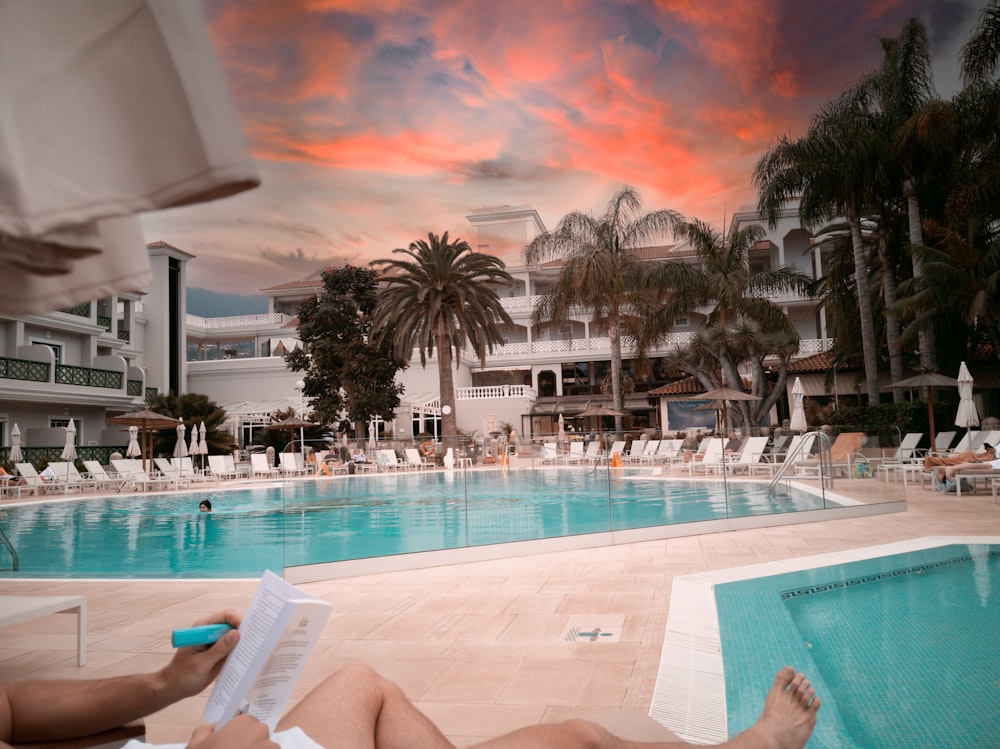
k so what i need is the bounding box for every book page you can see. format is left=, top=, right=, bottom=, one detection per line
left=203, top=570, right=332, bottom=727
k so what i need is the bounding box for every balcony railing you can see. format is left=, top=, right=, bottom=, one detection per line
left=456, top=385, right=536, bottom=400
left=55, top=364, right=123, bottom=389
left=127, top=379, right=143, bottom=396
left=0, top=357, right=49, bottom=382
left=117, top=329, right=130, bottom=342
left=186, top=313, right=289, bottom=331
left=59, top=302, right=92, bottom=318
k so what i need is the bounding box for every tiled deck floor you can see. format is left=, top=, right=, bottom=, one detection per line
left=0, top=479, right=997, bottom=746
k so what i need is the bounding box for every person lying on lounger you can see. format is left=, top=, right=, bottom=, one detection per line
left=0, top=609, right=821, bottom=749
left=923, top=442, right=997, bottom=469
left=937, top=455, right=1000, bottom=486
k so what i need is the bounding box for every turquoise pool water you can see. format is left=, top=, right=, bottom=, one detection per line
left=716, top=544, right=1000, bottom=748
left=0, top=469, right=834, bottom=578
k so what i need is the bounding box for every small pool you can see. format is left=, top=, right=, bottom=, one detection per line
left=715, top=543, right=1000, bottom=748
left=0, top=469, right=836, bottom=579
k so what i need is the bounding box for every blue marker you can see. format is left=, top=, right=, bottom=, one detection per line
left=171, top=623, right=234, bottom=648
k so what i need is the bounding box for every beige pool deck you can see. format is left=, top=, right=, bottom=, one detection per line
left=0, top=474, right=997, bottom=746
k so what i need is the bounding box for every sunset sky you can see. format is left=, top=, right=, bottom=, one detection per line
left=140, top=0, right=986, bottom=296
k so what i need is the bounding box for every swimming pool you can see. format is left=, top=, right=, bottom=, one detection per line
left=652, top=538, right=1000, bottom=749
left=0, top=469, right=838, bottom=579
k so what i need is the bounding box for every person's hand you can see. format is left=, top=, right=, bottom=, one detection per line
left=159, top=610, right=242, bottom=701
left=186, top=716, right=278, bottom=748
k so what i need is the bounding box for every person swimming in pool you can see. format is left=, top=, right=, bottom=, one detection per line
left=0, top=609, right=821, bottom=749
left=199, top=500, right=212, bottom=512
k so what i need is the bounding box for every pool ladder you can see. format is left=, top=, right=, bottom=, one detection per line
left=768, top=430, right=834, bottom=492
left=0, top=525, right=18, bottom=572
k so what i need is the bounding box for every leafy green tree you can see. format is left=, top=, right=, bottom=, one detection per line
left=523, top=185, right=681, bottom=433
left=635, top=219, right=813, bottom=426
left=371, top=233, right=513, bottom=450
left=145, top=392, right=236, bottom=456
left=286, top=265, right=405, bottom=438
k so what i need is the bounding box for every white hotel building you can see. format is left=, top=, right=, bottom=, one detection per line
left=0, top=202, right=838, bottom=459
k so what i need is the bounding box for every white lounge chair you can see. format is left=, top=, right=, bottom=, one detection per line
left=154, top=458, right=194, bottom=488
left=404, top=448, right=434, bottom=470
left=249, top=453, right=279, bottom=478
left=111, top=459, right=173, bottom=491
left=206, top=454, right=239, bottom=480
left=14, top=462, right=54, bottom=494
left=83, top=460, right=121, bottom=491
left=375, top=449, right=405, bottom=471
left=279, top=452, right=310, bottom=476
left=725, top=436, right=770, bottom=474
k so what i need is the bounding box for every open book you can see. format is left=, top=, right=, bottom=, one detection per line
left=204, top=570, right=333, bottom=729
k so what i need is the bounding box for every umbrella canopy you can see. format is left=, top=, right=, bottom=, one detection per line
left=198, top=422, right=208, bottom=455
left=956, top=361, right=979, bottom=430
left=107, top=409, right=178, bottom=472
left=60, top=419, right=78, bottom=461
left=173, top=421, right=188, bottom=459
left=689, top=387, right=760, bottom=432
left=884, top=370, right=962, bottom=449
left=693, top=387, right=762, bottom=402
left=266, top=415, right=316, bottom=453
left=789, top=378, right=808, bottom=432
left=126, top=425, right=142, bottom=457
left=9, top=423, right=22, bottom=463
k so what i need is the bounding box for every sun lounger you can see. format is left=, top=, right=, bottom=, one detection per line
left=14, top=463, right=54, bottom=494
left=110, top=459, right=173, bottom=492
left=725, top=436, right=770, bottom=474
left=206, top=454, right=239, bottom=480
left=82, top=460, right=121, bottom=491
left=404, top=448, right=434, bottom=470
left=279, top=452, right=311, bottom=476
left=249, top=453, right=279, bottom=478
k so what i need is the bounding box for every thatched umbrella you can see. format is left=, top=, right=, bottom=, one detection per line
left=107, top=409, right=179, bottom=472
left=266, top=415, right=316, bottom=453
left=688, top=387, right=760, bottom=432
left=883, top=371, right=960, bottom=449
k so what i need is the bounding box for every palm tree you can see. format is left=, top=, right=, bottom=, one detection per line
left=961, top=0, right=1000, bottom=85
left=371, top=232, right=513, bottom=451
left=635, top=219, right=813, bottom=426
left=754, top=93, right=884, bottom=405
left=523, top=185, right=681, bottom=433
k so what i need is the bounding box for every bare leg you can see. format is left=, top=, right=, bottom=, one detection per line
left=276, top=663, right=455, bottom=749
left=468, top=667, right=819, bottom=749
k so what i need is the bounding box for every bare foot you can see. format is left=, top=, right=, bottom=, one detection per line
left=728, top=667, right=820, bottom=749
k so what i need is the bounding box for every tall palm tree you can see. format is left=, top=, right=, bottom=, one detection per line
left=522, top=186, right=681, bottom=433
left=371, top=232, right=513, bottom=450
left=754, top=93, right=884, bottom=405
left=961, top=0, right=1000, bottom=85
left=635, top=219, right=813, bottom=426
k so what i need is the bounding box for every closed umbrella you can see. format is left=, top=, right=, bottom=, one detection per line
left=188, top=422, right=200, bottom=458
left=126, top=425, right=142, bottom=457
left=956, top=361, right=979, bottom=435
left=9, top=423, right=22, bottom=463
left=60, top=418, right=77, bottom=482
left=789, top=378, right=807, bottom=432
left=198, top=421, right=209, bottom=470
left=173, top=421, right=188, bottom=459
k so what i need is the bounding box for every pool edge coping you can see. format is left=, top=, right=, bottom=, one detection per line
left=649, top=535, right=1000, bottom=743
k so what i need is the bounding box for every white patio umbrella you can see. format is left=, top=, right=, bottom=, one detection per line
left=956, top=361, right=979, bottom=433
left=61, top=419, right=78, bottom=460
left=789, top=378, right=808, bottom=432
left=126, top=425, right=142, bottom=457
left=557, top=413, right=566, bottom=441
left=188, top=422, right=200, bottom=456
left=198, top=421, right=209, bottom=469
left=173, top=421, right=188, bottom=459
left=8, top=423, right=22, bottom=463
left=60, top=419, right=77, bottom=482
